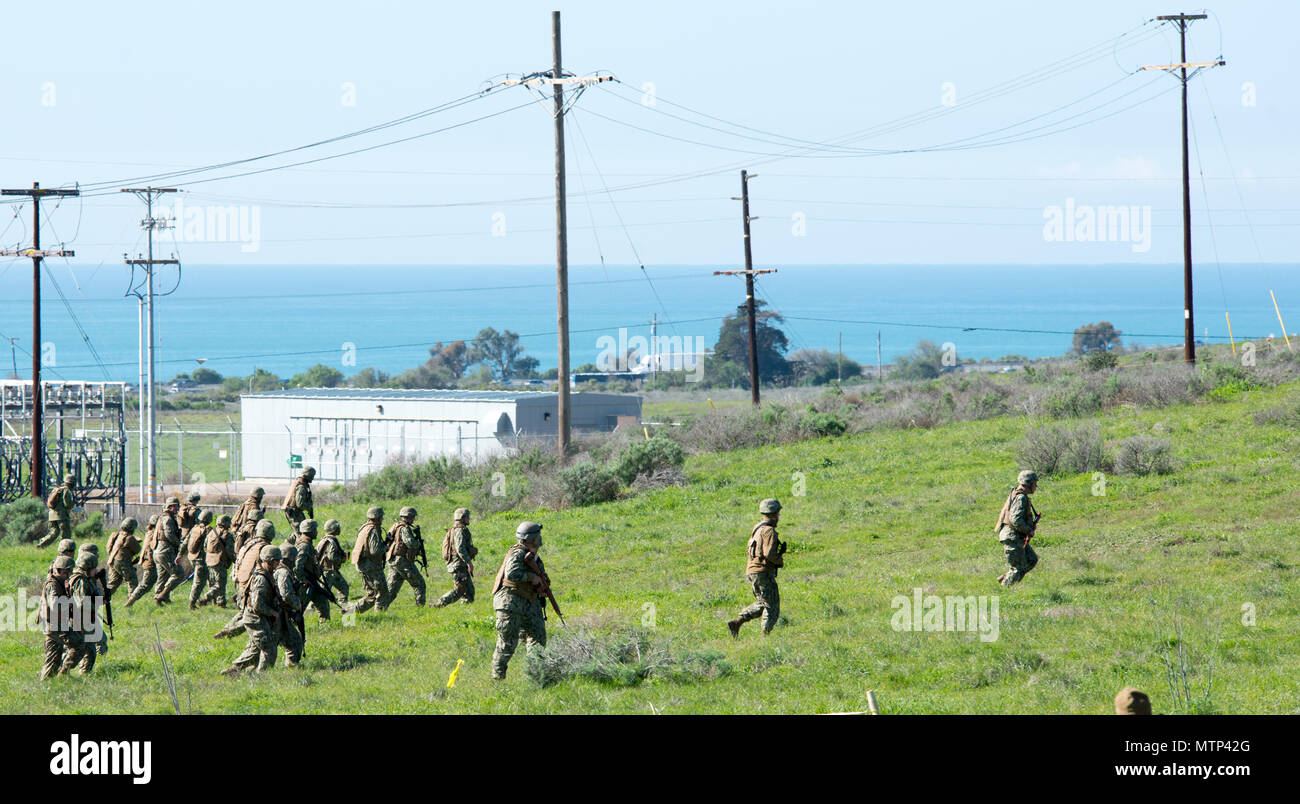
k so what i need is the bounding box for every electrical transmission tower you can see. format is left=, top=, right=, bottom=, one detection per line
left=715, top=170, right=776, bottom=406
left=121, top=187, right=179, bottom=503
left=1142, top=13, right=1225, bottom=365
left=0, top=182, right=79, bottom=499
left=501, top=10, right=614, bottom=455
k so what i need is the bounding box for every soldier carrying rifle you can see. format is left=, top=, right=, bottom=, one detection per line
left=995, top=470, right=1042, bottom=587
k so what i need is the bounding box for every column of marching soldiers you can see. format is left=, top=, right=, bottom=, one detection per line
left=37, top=466, right=568, bottom=681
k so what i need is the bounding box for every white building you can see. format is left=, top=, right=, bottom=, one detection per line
left=239, top=388, right=642, bottom=484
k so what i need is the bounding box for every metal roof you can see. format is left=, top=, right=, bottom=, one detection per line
left=242, top=388, right=558, bottom=403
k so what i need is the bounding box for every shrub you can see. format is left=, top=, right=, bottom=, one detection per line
left=800, top=409, right=847, bottom=438
left=1018, top=424, right=1110, bottom=475
left=73, top=511, right=104, bottom=541
left=1043, top=378, right=1104, bottom=418
left=1083, top=350, right=1119, bottom=371
left=611, top=437, right=685, bottom=485
left=1114, top=436, right=1176, bottom=476
left=0, top=497, right=47, bottom=546
left=526, top=626, right=732, bottom=688
left=559, top=462, right=620, bottom=507
left=629, top=466, right=688, bottom=492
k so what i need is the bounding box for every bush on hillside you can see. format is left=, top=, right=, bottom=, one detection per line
left=612, top=437, right=685, bottom=485
left=526, top=626, right=732, bottom=688
left=560, top=462, right=620, bottom=507
left=1114, top=436, right=1176, bottom=476
left=0, top=497, right=47, bottom=546
left=1018, top=424, right=1110, bottom=475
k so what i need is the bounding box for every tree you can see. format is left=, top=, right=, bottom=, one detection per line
left=789, top=348, right=862, bottom=385
left=1072, top=321, right=1123, bottom=353
left=290, top=363, right=344, bottom=388
left=348, top=367, right=390, bottom=388
left=892, top=340, right=945, bottom=381
left=244, top=368, right=282, bottom=392
left=710, top=299, right=792, bottom=387
left=469, top=327, right=531, bottom=382
left=427, top=341, right=470, bottom=380
left=191, top=367, right=222, bottom=385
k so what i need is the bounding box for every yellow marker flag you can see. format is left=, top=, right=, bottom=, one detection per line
left=643, top=426, right=650, bottom=440
left=446, top=658, right=465, bottom=688
left=707, top=397, right=717, bottom=411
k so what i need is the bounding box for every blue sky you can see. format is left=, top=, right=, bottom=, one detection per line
left=0, top=0, right=1295, bottom=266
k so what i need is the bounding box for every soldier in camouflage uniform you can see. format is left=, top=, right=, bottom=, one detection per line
left=60, top=552, right=105, bottom=676
left=221, top=545, right=282, bottom=676
left=40, top=555, right=75, bottom=680
left=179, top=490, right=201, bottom=545
left=347, top=507, right=389, bottom=614
left=293, top=519, right=332, bottom=621
left=202, top=514, right=236, bottom=607
left=232, top=486, right=264, bottom=531
left=433, top=508, right=478, bottom=607
left=728, top=498, right=786, bottom=637
left=152, top=497, right=185, bottom=604
left=124, top=515, right=160, bottom=606
left=490, top=521, right=551, bottom=680
left=383, top=506, right=426, bottom=607
left=316, top=519, right=349, bottom=605
left=37, top=473, right=77, bottom=548
left=995, top=470, right=1041, bottom=587
left=215, top=519, right=276, bottom=639
left=275, top=544, right=305, bottom=667
left=104, top=518, right=141, bottom=597
left=186, top=510, right=215, bottom=609
left=51, top=538, right=76, bottom=571
left=282, top=468, right=315, bottom=530
left=233, top=507, right=260, bottom=554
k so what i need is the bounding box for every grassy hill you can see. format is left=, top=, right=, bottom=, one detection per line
left=2, top=373, right=1298, bottom=714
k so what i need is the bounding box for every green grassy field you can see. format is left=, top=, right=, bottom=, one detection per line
left=3, top=380, right=1297, bottom=714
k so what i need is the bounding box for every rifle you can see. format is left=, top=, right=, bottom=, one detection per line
left=412, top=524, right=428, bottom=575
left=1025, top=512, right=1042, bottom=548
left=521, top=551, right=565, bottom=626
left=300, top=569, right=334, bottom=609
left=95, top=568, right=114, bottom=640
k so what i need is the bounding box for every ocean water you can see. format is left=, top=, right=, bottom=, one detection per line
left=1, top=263, right=1297, bottom=383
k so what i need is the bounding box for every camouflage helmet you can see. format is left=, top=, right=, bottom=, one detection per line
left=515, top=521, right=543, bottom=541
left=366, top=506, right=384, bottom=520
left=759, top=498, right=783, bottom=515
left=298, top=518, right=318, bottom=536
left=52, top=555, right=75, bottom=571
left=282, top=544, right=298, bottom=564
left=453, top=507, right=470, bottom=522
left=57, top=538, right=76, bottom=556
left=75, top=552, right=97, bottom=571
left=399, top=506, right=417, bottom=520
left=217, top=514, right=232, bottom=528
left=251, top=486, right=265, bottom=499
left=165, top=496, right=180, bottom=508
left=187, top=490, right=201, bottom=503
left=63, top=473, right=76, bottom=486
left=79, top=543, right=99, bottom=555
left=323, top=518, right=341, bottom=535
left=248, top=507, right=263, bottom=522
left=199, top=509, right=214, bottom=525
left=259, top=545, right=282, bottom=563
left=1114, top=687, right=1151, bottom=715
left=120, top=517, right=138, bottom=532
left=147, top=514, right=159, bottom=527
left=254, top=519, right=275, bottom=539
left=1018, top=470, right=1039, bottom=487
left=301, top=467, right=316, bottom=480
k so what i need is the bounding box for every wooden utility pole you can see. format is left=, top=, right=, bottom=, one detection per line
left=1, top=182, right=78, bottom=499
left=1143, top=14, right=1224, bottom=365
left=503, top=12, right=613, bottom=454
left=715, top=170, right=775, bottom=406
left=122, top=187, right=178, bottom=503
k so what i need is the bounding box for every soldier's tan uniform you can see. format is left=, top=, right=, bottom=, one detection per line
left=384, top=516, right=426, bottom=607
left=37, top=477, right=76, bottom=548
left=316, top=521, right=349, bottom=605
left=224, top=550, right=281, bottom=675
left=282, top=469, right=315, bottom=529
left=104, top=522, right=141, bottom=597
left=215, top=522, right=275, bottom=638
left=124, top=517, right=160, bottom=606
left=274, top=556, right=304, bottom=667
left=996, top=471, right=1040, bottom=587
left=153, top=505, right=185, bottom=603
left=60, top=561, right=103, bottom=676
left=350, top=515, right=389, bottom=614
left=491, top=522, right=550, bottom=680
left=232, top=490, right=264, bottom=531
left=186, top=515, right=214, bottom=609
left=294, top=523, right=331, bottom=621
left=39, top=560, right=74, bottom=680
left=202, top=519, right=236, bottom=607
left=434, top=511, right=478, bottom=607
left=729, top=499, right=785, bottom=636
